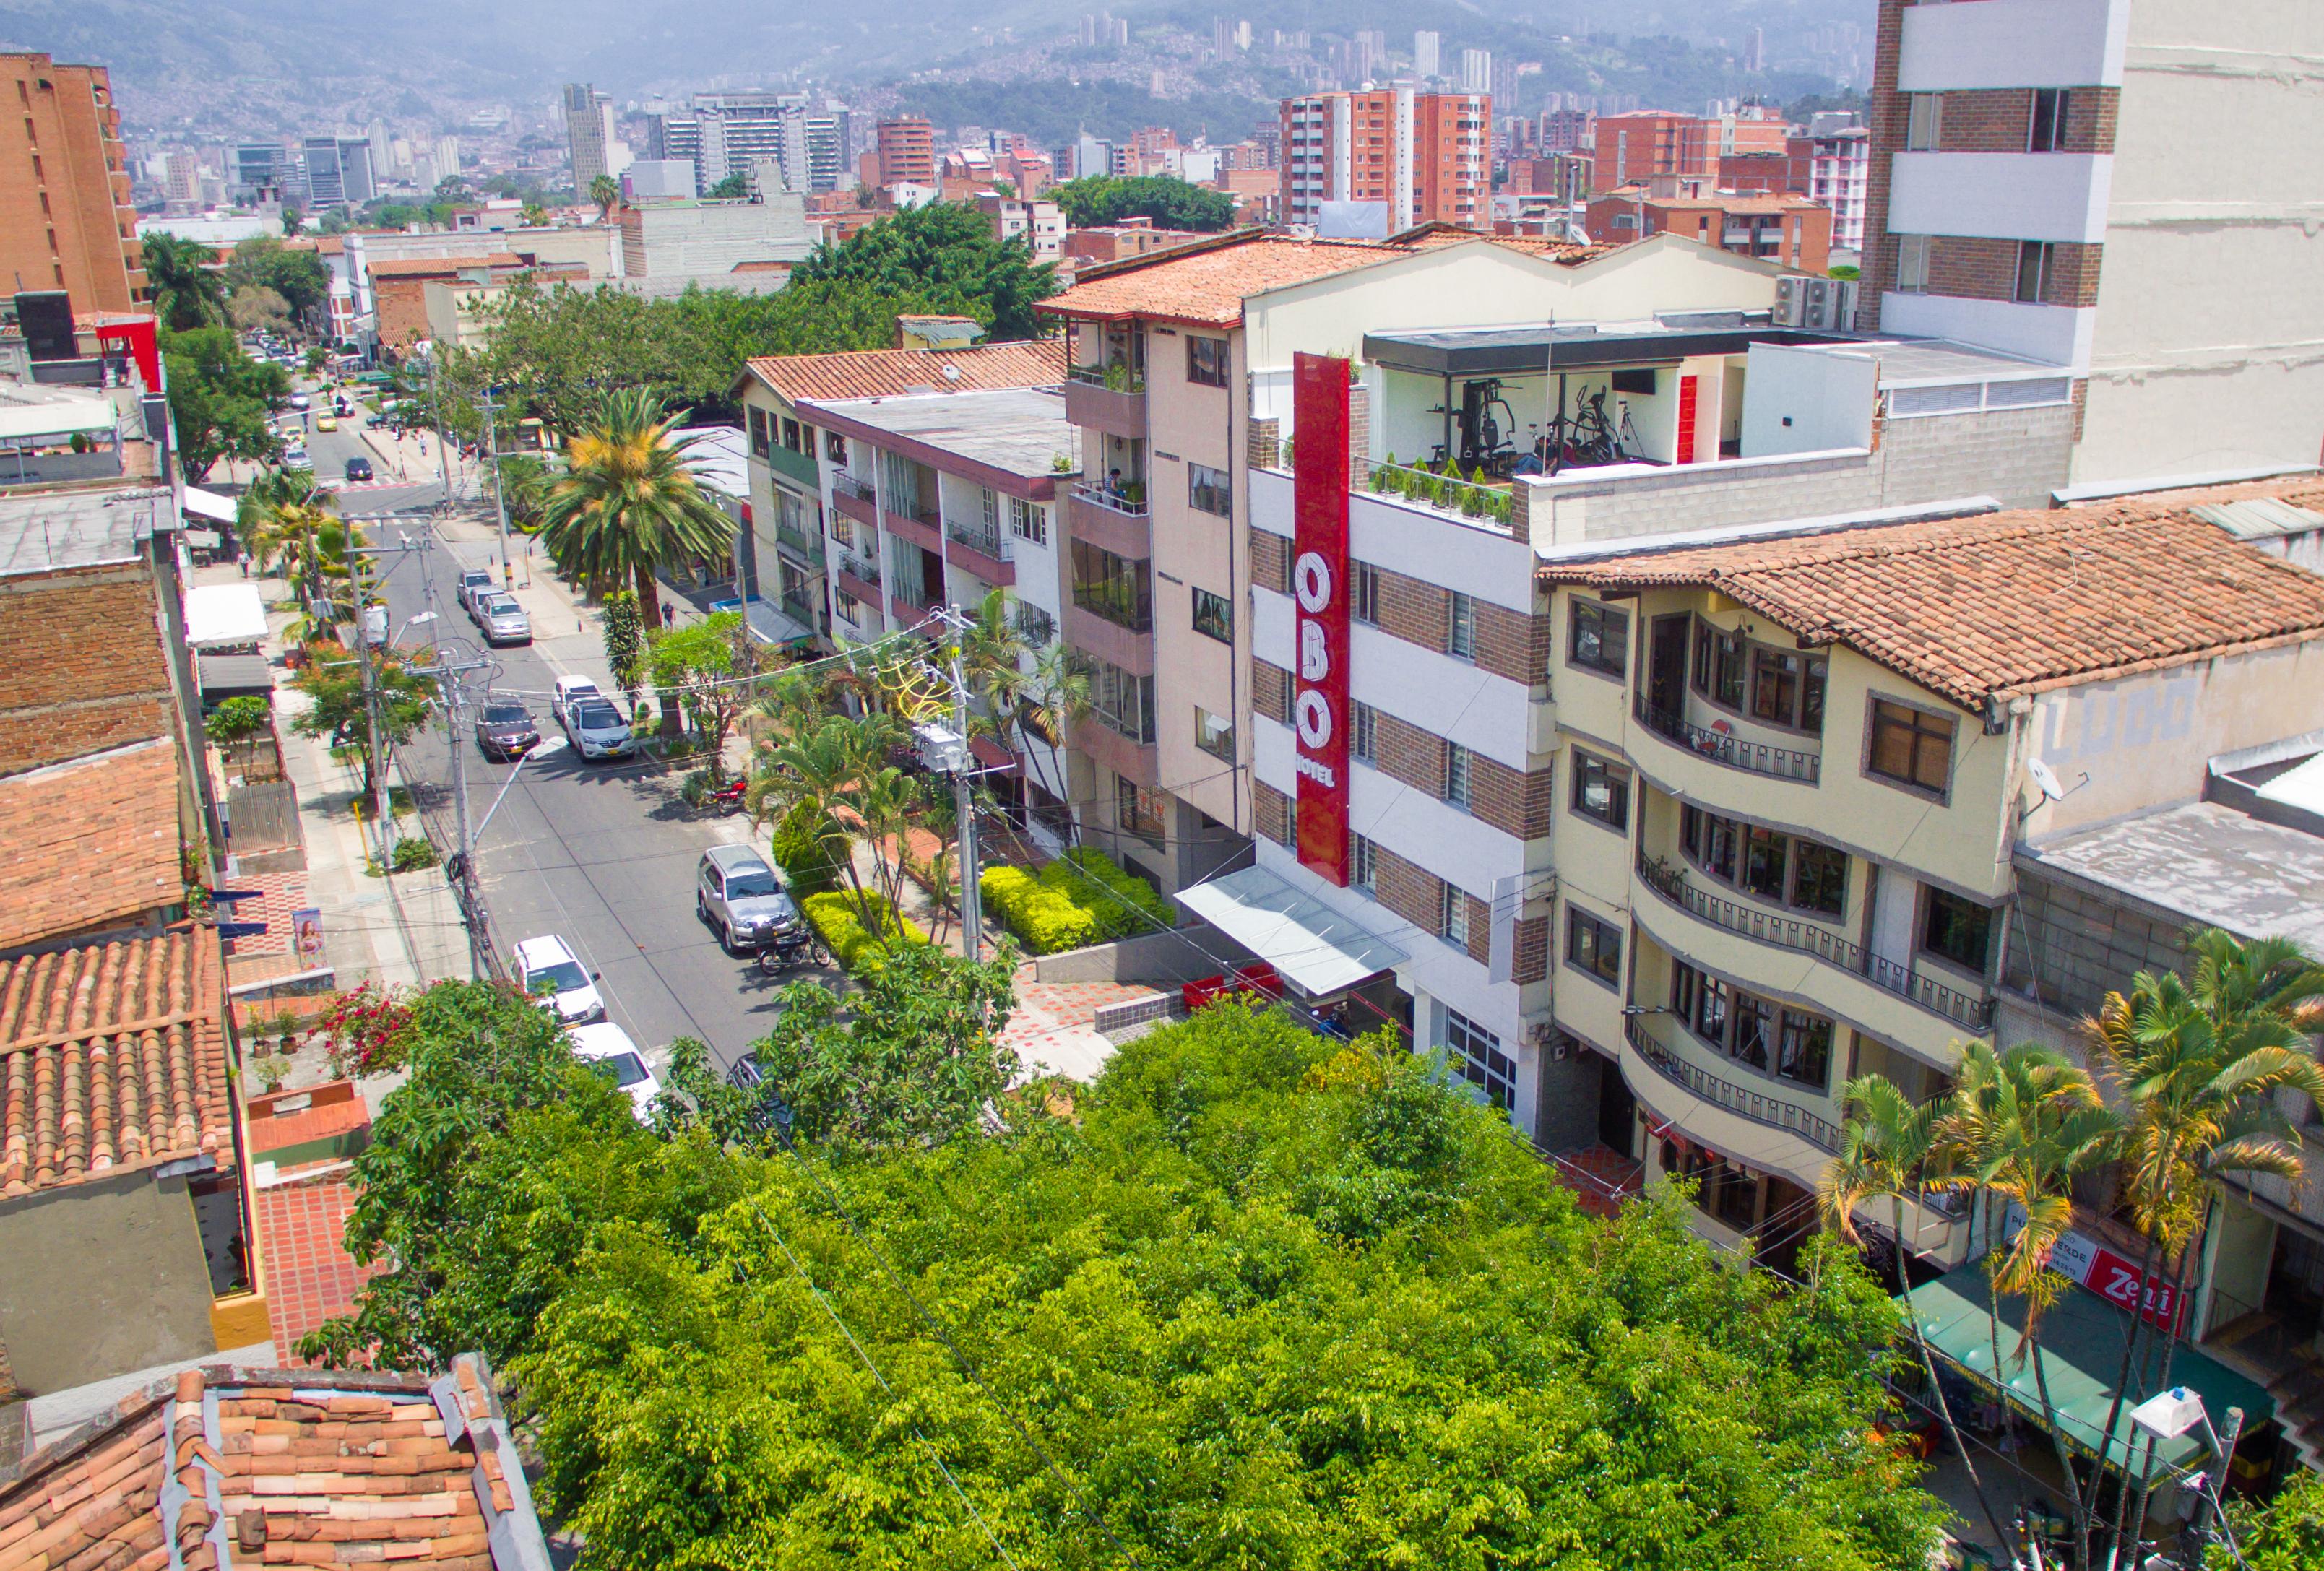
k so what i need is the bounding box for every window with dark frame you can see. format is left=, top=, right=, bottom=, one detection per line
left=1569, top=598, right=1629, bottom=677
left=1444, top=743, right=1472, bottom=810
left=1186, top=335, right=1231, bottom=388
left=1448, top=591, right=1477, bottom=659
left=2015, top=240, right=2053, bottom=305
left=1565, top=906, right=1622, bottom=985
left=1444, top=1009, right=1514, bottom=1109
left=1350, top=700, right=1377, bottom=763
left=747, top=407, right=770, bottom=456
left=1441, top=882, right=1470, bottom=946
left=1748, top=649, right=1826, bottom=732
left=1571, top=749, right=1630, bottom=830
left=1117, top=777, right=1167, bottom=846
left=1692, top=623, right=1746, bottom=709
left=1192, top=586, right=1233, bottom=642
left=1351, top=561, right=1381, bottom=625
left=1194, top=706, right=1235, bottom=762
left=1189, top=463, right=1232, bottom=516
left=1921, top=887, right=1995, bottom=974
left=2029, top=87, right=2068, bottom=152
left=1671, top=961, right=1836, bottom=1089
left=781, top=417, right=802, bottom=451
left=1349, top=831, right=1377, bottom=893
left=826, top=430, right=847, bottom=462
left=1680, top=804, right=1848, bottom=919
left=1868, top=698, right=1954, bottom=795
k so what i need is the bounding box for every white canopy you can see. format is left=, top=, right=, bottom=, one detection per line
left=1175, top=863, right=1407, bottom=1000
left=0, top=384, right=115, bottom=441
left=184, top=582, right=269, bottom=649
left=182, top=486, right=239, bottom=524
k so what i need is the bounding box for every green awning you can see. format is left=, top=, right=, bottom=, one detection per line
left=1902, top=1263, right=2273, bottom=1473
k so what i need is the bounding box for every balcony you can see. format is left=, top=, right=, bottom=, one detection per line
left=766, top=444, right=820, bottom=489
left=881, top=503, right=943, bottom=553
left=1625, top=1017, right=1840, bottom=1154
left=889, top=579, right=935, bottom=621
left=1066, top=483, right=1152, bottom=558
left=944, top=521, right=1016, bottom=587
left=1015, top=602, right=1056, bottom=646
left=1633, top=695, right=1821, bottom=784
left=1063, top=363, right=1148, bottom=440
left=1063, top=601, right=1155, bottom=677
left=835, top=557, right=882, bottom=608
left=1074, top=714, right=1160, bottom=791
left=1636, top=855, right=1996, bottom=1033
left=774, top=521, right=824, bottom=567
left=832, top=472, right=878, bottom=527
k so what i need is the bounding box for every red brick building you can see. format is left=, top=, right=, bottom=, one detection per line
left=1279, top=88, right=1490, bottom=232
left=1585, top=183, right=1833, bottom=273
left=1590, top=111, right=1715, bottom=193
left=875, top=116, right=936, bottom=187
left=0, top=53, right=143, bottom=316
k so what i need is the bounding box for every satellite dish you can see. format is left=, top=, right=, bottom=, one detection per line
left=2029, top=757, right=2068, bottom=802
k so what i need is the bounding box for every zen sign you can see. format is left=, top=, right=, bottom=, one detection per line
left=1290, top=351, right=1352, bottom=887
left=2008, top=1206, right=2184, bottom=1333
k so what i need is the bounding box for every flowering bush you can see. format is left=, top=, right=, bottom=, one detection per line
left=314, top=982, right=416, bottom=1078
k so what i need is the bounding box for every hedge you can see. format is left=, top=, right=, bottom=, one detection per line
left=769, top=804, right=844, bottom=896
left=800, top=891, right=928, bottom=974
left=980, top=848, right=1174, bottom=956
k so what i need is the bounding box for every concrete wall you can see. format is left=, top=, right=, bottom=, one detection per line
left=1740, top=342, right=1878, bottom=457
left=1030, top=921, right=1256, bottom=986
left=0, top=1169, right=216, bottom=1395
left=2005, top=867, right=2193, bottom=1019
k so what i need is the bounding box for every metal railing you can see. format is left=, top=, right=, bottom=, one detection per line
left=1633, top=695, right=1822, bottom=784
left=1015, top=602, right=1056, bottom=646
left=1072, top=481, right=1150, bottom=519
left=1067, top=362, right=1146, bottom=394
left=1625, top=1017, right=1841, bottom=1154
left=774, top=522, right=823, bottom=560
left=1635, top=855, right=1996, bottom=1030
left=1071, top=584, right=1153, bottom=631
left=946, top=521, right=1014, bottom=562
left=834, top=472, right=876, bottom=504
left=837, top=555, right=881, bottom=587
left=1365, top=461, right=1516, bottom=530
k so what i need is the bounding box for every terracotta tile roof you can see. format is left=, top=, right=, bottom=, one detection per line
left=0, top=1356, right=550, bottom=1571
left=1536, top=480, right=2324, bottom=711
left=0, top=738, right=181, bottom=952
left=737, top=338, right=1066, bottom=404
left=0, top=925, right=231, bottom=1198
left=1040, top=231, right=1402, bottom=326
left=255, top=1174, right=377, bottom=1362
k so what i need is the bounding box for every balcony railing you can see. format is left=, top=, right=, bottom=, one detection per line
left=774, top=522, right=824, bottom=562
left=1015, top=602, right=1056, bottom=646
left=837, top=555, right=881, bottom=587
left=1633, top=696, right=1822, bottom=784
left=1636, top=855, right=1995, bottom=1031
left=1625, top=1017, right=1840, bottom=1154
left=1072, top=481, right=1149, bottom=519
left=1067, top=362, right=1146, bottom=394
left=946, top=521, right=1014, bottom=562
left=834, top=472, right=877, bottom=504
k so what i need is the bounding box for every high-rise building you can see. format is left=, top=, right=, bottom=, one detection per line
left=1414, top=30, right=1442, bottom=78
left=1589, top=112, right=1715, bottom=193
left=1461, top=48, right=1493, bottom=96
left=301, top=137, right=376, bottom=211
left=1279, top=90, right=1490, bottom=232
left=1858, top=0, right=2324, bottom=487
left=563, top=82, right=617, bottom=190
left=876, top=117, right=936, bottom=188
left=0, top=53, right=142, bottom=313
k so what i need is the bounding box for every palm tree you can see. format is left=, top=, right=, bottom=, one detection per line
left=1019, top=642, right=1092, bottom=838
left=1821, top=1075, right=2013, bottom=1556
left=746, top=711, right=901, bottom=928
left=589, top=173, right=621, bottom=220
left=2084, top=930, right=2324, bottom=1562
left=142, top=233, right=227, bottom=331
left=242, top=469, right=347, bottom=613
left=537, top=390, right=736, bottom=736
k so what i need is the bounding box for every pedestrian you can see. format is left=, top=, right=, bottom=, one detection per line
left=237, top=551, right=250, bottom=578
left=661, top=601, right=676, bottom=628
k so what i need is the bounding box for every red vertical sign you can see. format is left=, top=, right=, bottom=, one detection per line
left=1290, top=352, right=1351, bottom=886
left=1677, top=374, right=1701, bottom=464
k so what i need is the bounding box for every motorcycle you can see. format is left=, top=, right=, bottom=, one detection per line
left=704, top=779, right=748, bottom=814
left=754, top=925, right=829, bottom=974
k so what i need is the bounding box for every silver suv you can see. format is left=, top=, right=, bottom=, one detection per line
left=697, top=843, right=798, bottom=953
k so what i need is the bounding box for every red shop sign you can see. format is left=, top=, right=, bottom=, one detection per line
left=1290, top=351, right=1352, bottom=886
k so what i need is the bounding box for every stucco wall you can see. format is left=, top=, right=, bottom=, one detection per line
left=0, top=1170, right=216, bottom=1395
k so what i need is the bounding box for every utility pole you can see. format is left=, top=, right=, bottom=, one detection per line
left=347, top=532, right=392, bottom=860
left=426, top=355, right=452, bottom=508
left=482, top=387, right=512, bottom=589
left=946, top=634, right=982, bottom=962
left=431, top=648, right=496, bottom=979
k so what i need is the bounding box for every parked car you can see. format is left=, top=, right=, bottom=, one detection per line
left=696, top=844, right=799, bottom=954
left=289, top=392, right=311, bottom=410
left=476, top=594, right=532, bottom=646
left=558, top=691, right=634, bottom=761
left=553, top=674, right=604, bottom=711
left=314, top=412, right=338, bottom=433
left=344, top=456, right=373, bottom=483
left=282, top=441, right=307, bottom=466
left=457, top=570, right=496, bottom=616
left=570, top=1022, right=660, bottom=1122
left=511, top=934, right=604, bottom=1024
left=473, top=701, right=539, bottom=760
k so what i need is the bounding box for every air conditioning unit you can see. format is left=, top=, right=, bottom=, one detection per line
left=1775, top=274, right=1858, bottom=332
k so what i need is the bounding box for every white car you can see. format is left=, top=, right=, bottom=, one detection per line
left=558, top=688, right=634, bottom=761
left=570, top=1021, right=660, bottom=1123
left=512, top=934, right=605, bottom=1024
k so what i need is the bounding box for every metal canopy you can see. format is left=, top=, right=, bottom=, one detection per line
left=1362, top=323, right=1849, bottom=378
left=1174, top=864, right=1407, bottom=1000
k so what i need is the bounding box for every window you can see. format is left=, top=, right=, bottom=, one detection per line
left=747, top=407, right=771, bottom=456
left=1742, top=826, right=1788, bottom=901
left=1896, top=233, right=1932, bottom=293
left=1776, top=1010, right=1833, bottom=1090
left=1351, top=561, right=1381, bottom=625
left=1089, top=658, right=1157, bottom=743
left=1071, top=539, right=1153, bottom=629
left=1571, top=750, right=1629, bottom=831
left=1192, top=587, right=1233, bottom=643
left=1448, top=591, right=1476, bottom=659
left=1189, top=462, right=1232, bottom=517
left=1117, top=778, right=1167, bottom=846
left=1673, top=961, right=1729, bottom=1046
left=781, top=417, right=802, bottom=451
left=1008, top=497, right=1046, bottom=545
left=1349, top=831, right=1377, bottom=893
left=1350, top=701, right=1377, bottom=763
left=1186, top=335, right=1231, bottom=388
left=1444, top=743, right=1472, bottom=810
left=1789, top=840, right=1847, bottom=918
left=1566, top=907, right=1622, bottom=987
left=1905, top=92, right=1943, bottom=151
left=1751, top=649, right=1828, bottom=731
left=829, top=514, right=855, bottom=550
left=834, top=590, right=862, bottom=625
left=1194, top=706, right=1235, bottom=761
left=980, top=488, right=1001, bottom=534
left=1692, top=623, right=1746, bottom=709
left=1868, top=698, right=1953, bottom=795
left=1444, top=1009, right=1514, bottom=1109
left=2029, top=87, right=2068, bottom=153
left=1441, top=883, right=1471, bottom=947
left=2015, top=240, right=2053, bottom=305
left=1730, top=994, right=1773, bottom=1070
left=1922, top=888, right=1994, bottom=974
left=826, top=430, right=847, bottom=462
left=1569, top=598, right=1629, bottom=677
left=1682, top=805, right=1849, bottom=919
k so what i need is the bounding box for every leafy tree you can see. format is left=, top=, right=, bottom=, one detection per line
left=225, top=236, right=332, bottom=327
left=303, top=345, right=329, bottom=375
left=521, top=202, right=550, bottom=226
left=2211, top=1467, right=2324, bottom=1571
left=143, top=233, right=227, bottom=330
left=494, top=451, right=551, bottom=530
left=288, top=640, right=439, bottom=794
left=1048, top=173, right=1237, bottom=231
left=600, top=587, right=644, bottom=694
left=746, top=709, right=904, bottom=926
left=644, top=610, right=761, bottom=780
left=228, top=285, right=293, bottom=335
left=281, top=205, right=306, bottom=238
left=792, top=200, right=1057, bottom=339
left=160, top=326, right=288, bottom=480
left=704, top=172, right=750, bottom=199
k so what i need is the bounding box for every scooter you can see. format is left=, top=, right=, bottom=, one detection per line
left=754, top=925, right=829, bottom=974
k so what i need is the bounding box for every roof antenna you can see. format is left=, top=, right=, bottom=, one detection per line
left=2026, top=756, right=2089, bottom=803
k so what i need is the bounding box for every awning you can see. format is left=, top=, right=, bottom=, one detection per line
left=1175, top=864, right=1407, bottom=1000
left=182, top=486, right=239, bottom=524
left=711, top=594, right=814, bottom=649
left=198, top=652, right=274, bottom=699
left=1904, top=1263, right=2273, bottom=1473
left=968, top=733, right=1017, bottom=774
left=184, top=583, right=269, bottom=649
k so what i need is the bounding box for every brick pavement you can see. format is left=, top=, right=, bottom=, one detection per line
left=1001, top=972, right=1158, bottom=1082
left=254, top=1172, right=375, bottom=1363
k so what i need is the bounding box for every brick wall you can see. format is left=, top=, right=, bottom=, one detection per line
left=1252, top=527, right=1289, bottom=594
left=1375, top=709, right=1446, bottom=797
left=1857, top=0, right=1908, bottom=332
left=1511, top=914, right=1548, bottom=984
left=0, top=567, right=176, bottom=777
left=1252, top=658, right=1290, bottom=724
left=1374, top=842, right=1442, bottom=938
left=1254, top=779, right=1292, bottom=847
left=1253, top=528, right=1551, bottom=680
left=1935, top=86, right=2117, bottom=155
left=2006, top=871, right=2189, bottom=1018
left=1375, top=566, right=1450, bottom=652
left=1473, top=596, right=1548, bottom=688
left=1464, top=891, right=1491, bottom=966
left=1468, top=751, right=1555, bottom=840
left=1248, top=415, right=1282, bottom=470
left=1924, top=235, right=2101, bottom=308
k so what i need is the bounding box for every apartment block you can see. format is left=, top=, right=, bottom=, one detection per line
left=618, top=193, right=813, bottom=278
left=1278, top=89, right=1490, bottom=233
left=0, top=53, right=142, bottom=316
left=1590, top=111, right=1716, bottom=193
left=562, top=81, right=618, bottom=189
left=876, top=117, right=936, bottom=189
left=1586, top=182, right=1833, bottom=273
left=1860, top=0, right=2323, bottom=488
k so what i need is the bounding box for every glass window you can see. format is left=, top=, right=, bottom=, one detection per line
left=1192, top=587, right=1233, bottom=643
left=1751, top=650, right=1800, bottom=725
left=1896, top=233, right=1931, bottom=293
left=1448, top=591, right=1477, bottom=659
left=1729, top=995, right=1772, bottom=1070
left=1776, top=1010, right=1833, bottom=1090
left=1089, top=658, right=1157, bottom=743
left=2015, top=240, right=2052, bottom=305
left=1868, top=699, right=1954, bottom=795
left=981, top=488, right=1001, bottom=533
left=1186, top=335, right=1231, bottom=388
left=1116, top=777, right=1166, bottom=845
left=1350, top=701, right=1377, bottom=763
left=1693, top=623, right=1745, bottom=709
left=781, top=417, right=802, bottom=451
left=1742, top=826, right=1789, bottom=901
left=1801, top=661, right=1827, bottom=733
left=1351, top=561, right=1381, bottom=625
left=1349, top=831, right=1376, bottom=893
left=1571, top=750, right=1630, bottom=831
left=825, top=430, right=847, bottom=462
left=2029, top=87, right=2068, bottom=153
left=1922, top=888, right=1994, bottom=974
left=1677, top=963, right=1728, bottom=1046
left=1071, top=539, right=1154, bottom=630
left=1906, top=92, right=1943, bottom=151
left=1442, top=883, right=1470, bottom=946
left=1569, top=598, right=1628, bottom=677
left=1790, top=840, right=1846, bottom=917
left=1189, top=463, right=1232, bottom=517
left=1444, top=743, right=1472, bottom=810
left=1194, top=706, right=1235, bottom=761
left=747, top=407, right=770, bottom=456
left=1009, top=497, right=1046, bottom=545
left=1566, top=907, right=1622, bottom=986
left=1444, top=1009, right=1514, bottom=1109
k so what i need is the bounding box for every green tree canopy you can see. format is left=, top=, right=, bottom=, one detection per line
left=1047, top=173, right=1238, bottom=231
left=792, top=199, right=1058, bottom=340
left=142, top=233, right=227, bottom=331
left=159, top=326, right=288, bottom=480
left=224, top=236, right=332, bottom=326
left=704, top=172, right=751, bottom=199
